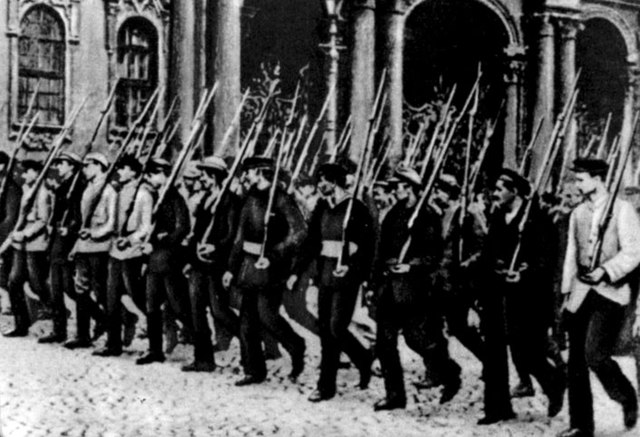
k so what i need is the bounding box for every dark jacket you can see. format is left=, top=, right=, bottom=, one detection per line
left=0, top=174, right=21, bottom=244
left=49, top=175, right=85, bottom=261
left=229, top=186, right=307, bottom=288
left=149, top=187, right=190, bottom=273
left=189, top=190, right=239, bottom=270
left=296, top=196, right=375, bottom=285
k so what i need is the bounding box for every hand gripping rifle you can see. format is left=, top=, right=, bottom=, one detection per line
left=0, top=98, right=88, bottom=256
left=505, top=82, right=580, bottom=275
left=333, top=70, right=387, bottom=275
left=589, top=111, right=640, bottom=271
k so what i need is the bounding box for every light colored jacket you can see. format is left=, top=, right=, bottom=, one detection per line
left=16, top=184, right=52, bottom=252
left=75, top=175, right=117, bottom=253
left=110, top=181, right=153, bottom=260
left=562, top=193, right=640, bottom=313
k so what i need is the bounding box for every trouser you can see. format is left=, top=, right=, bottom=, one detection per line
left=567, top=290, right=637, bottom=433
left=8, top=250, right=50, bottom=330
left=105, top=257, right=144, bottom=351
left=316, top=277, right=371, bottom=395
left=443, top=289, right=484, bottom=362
left=283, top=266, right=319, bottom=336
left=506, top=290, right=563, bottom=396
left=187, top=268, right=240, bottom=363
left=49, top=258, right=76, bottom=337
left=0, top=249, right=11, bottom=290
left=145, top=269, right=193, bottom=355
left=239, top=285, right=305, bottom=378
left=74, top=253, right=108, bottom=340
left=377, top=277, right=461, bottom=403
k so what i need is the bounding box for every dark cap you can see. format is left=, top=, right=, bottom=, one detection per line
left=19, top=159, right=44, bottom=173
left=317, top=162, right=348, bottom=188
left=0, top=151, right=9, bottom=165
left=54, top=151, right=82, bottom=166
left=242, top=156, right=273, bottom=172
left=570, top=158, right=608, bottom=177
left=117, top=154, right=142, bottom=173
left=436, top=174, right=460, bottom=197
left=497, top=168, right=530, bottom=196
left=388, top=164, right=422, bottom=189
left=146, top=157, right=171, bottom=174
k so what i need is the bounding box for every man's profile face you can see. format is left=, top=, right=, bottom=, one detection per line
left=317, top=176, right=334, bottom=197
left=574, top=172, right=600, bottom=197
left=491, top=179, right=516, bottom=209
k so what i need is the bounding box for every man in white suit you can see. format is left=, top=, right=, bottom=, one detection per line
left=559, top=158, right=640, bottom=437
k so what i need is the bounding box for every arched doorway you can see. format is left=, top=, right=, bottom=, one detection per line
left=402, top=0, right=516, bottom=182
left=576, top=17, right=628, bottom=158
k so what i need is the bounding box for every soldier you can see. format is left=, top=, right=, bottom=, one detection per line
left=2, top=159, right=52, bottom=337
left=65, top=152, right=114, bottom=349
left=0, top=151, right=21, bottom=312
left=181, top=156, right=240, bottom=372
left=93, top=155, right=153, bottom=357
left=372, top=166, right=461, bottom=411
left=223, top=157, right=307, bottom=386
left=40, top=151, right=84, bottom=343
left=136, top=158, right=192, bottom=365
left=290, top=162, right=374, bottom=402
left=478, top=169, right=564, bottom=425
left=558, top=159, right=640, bottom=437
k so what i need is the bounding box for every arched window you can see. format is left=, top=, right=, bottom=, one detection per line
left=18, top=6, right=65, bottom=125
left=116, top=18, right=158, bottom=127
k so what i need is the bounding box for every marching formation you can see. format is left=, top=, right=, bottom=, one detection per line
left=2, top=73, right=640, bottom=437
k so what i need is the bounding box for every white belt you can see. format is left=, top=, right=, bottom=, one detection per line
left=320, top=240, right=358, bottom=258
left=243, top=241, right=262, bottom=256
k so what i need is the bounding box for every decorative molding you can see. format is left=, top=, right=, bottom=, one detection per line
left=581, top=4, right=637, bottom=60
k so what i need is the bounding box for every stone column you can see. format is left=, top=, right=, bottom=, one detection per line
left=213, top=0, right=243, bottom=155
left=503, top=46, right=525, bottom=169
left=169, top=0, right=196, bottom=148
left=620, top=64, right=639, bottom=185
left=321, top=10, right=341, bottom=155
left=557, top=17, right=580, bottom=166
left=349, top=0, right=375, bottom=162
left=529, top=13, right=555, bottom=178
left=382, top=0, right=406, bottom=167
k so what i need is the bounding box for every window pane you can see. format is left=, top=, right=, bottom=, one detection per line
left=18, top=6, right=65, bottom=124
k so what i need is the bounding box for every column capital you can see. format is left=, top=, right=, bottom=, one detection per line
left=353, top=0, right=376, bottom=11
left=555, top=16, right=583, bottom=41
left=380, top=0, right=412, bottom=15
left=532, top=12, right=555, bottom=37
left=626, top=64, right=640, bottom=87
left=504, top=57, right=525, bottom=85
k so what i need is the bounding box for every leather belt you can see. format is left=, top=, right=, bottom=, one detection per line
left=320, top=240, right=358, bottom=258
left=242, top=241, right=262, bottom=256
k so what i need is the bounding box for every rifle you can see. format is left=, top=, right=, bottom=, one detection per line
left=141, top=85, right=217, bottom=248
left=595, top=112, right=612, bottom=159
left=419, top=84, right=457, bottom=179
left=333, top=70, right=387, bottom=274
left=457, top=85, right=480, bottom=263
left=218, top=89, right=250, bottom=156
left=257, top=140, right=286, bottom=265
left=518, top=116, right=544, bottom=174
left=330, top=116, right=352, bottom=162
left=88, top=78, right=121, bottom=147
left=582, top=135, right=598, bottom=159
left=67, top=87, right=162, bottom=252
left=590, top=111, right=640, bottom=271
left=469, top=99, right=505, bottom=194
left=506, top=82, right=580, bottom=274
left=0, top=98, right=87, bottom=256
left=396, top=122, right=457, bottom=265
left=0, top=81, right=42, bottom=207
left=288, top=84, right=335, bottom=192
left=245, top=83, right=279, bottom=158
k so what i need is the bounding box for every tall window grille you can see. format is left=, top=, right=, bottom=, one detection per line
left=115, top=18, right=158, bottom=127
left=18, top=6, right=65, bottom=126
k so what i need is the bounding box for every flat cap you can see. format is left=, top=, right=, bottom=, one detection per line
left=497, top=168, right=530, bottom=196
left=437, top=173, right=460, bottom=196
left=317, top=162, right=348, bottom=187
left=570, top=158, right=608, bottom=176
left=198, top=156, right=228, bottom=173
left=55, top=151, right=82, bottom=166
left=182, top=161, right=202, bottom=179
left=147, top=157, right=171, bottom=173
left=83, top=152, right=110, bottom=169
left=242, top=156, right=273, bottom=172
left=388, top=164, right=422, bottom=188
left=116, top=154, right=142, bottom=173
